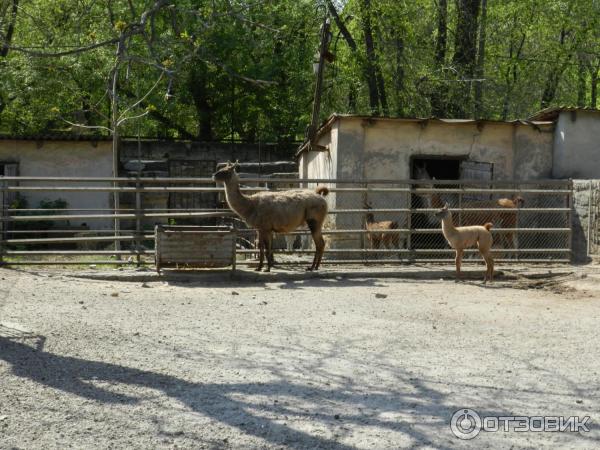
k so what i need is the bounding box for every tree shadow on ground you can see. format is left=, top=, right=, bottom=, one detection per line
left=1, top=332, right=456, bottom=449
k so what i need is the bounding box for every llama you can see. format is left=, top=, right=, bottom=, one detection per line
left=213, top=162, right=329, bottom=272
left=364, top=201, right=401, bottom=252
left=435, top=203, right=494, bottom=283
left=461, top=194, right=524, bottom=250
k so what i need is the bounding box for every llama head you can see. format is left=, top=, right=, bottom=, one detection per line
left=513, top=195, right=525, bottom=207
left=413, top=161, right=431, bottom=180
left=434, top=203, right=451, bottom=220
left=212, top=161, right=240, bottom=184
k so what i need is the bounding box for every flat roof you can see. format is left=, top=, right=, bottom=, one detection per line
left=297, top=114, right=554, bottom=156
left=528, top=106, right=600, bottom=121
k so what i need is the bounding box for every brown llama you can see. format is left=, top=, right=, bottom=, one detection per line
left=364, top=202, right=400, bottom=251
left=212, top=162, right=329, bottom=272
left=461, top=194, right=524, bottom=250
left=435, top=204, right=494, bottom=283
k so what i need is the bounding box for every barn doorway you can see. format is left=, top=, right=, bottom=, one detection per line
left=411, top=156, right=463, bottom=180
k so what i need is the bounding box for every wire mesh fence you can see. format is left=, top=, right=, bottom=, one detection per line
left=0, top=176, right=572, bottom=267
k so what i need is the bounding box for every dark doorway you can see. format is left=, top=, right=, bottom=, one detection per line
left=411, top=157, right=463, bottom=180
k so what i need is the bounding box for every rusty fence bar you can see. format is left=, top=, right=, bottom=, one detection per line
left=0, top=176, right=573, bottom=266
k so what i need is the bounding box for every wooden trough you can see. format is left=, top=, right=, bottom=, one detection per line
left=154, top=225, right=236, bottom=274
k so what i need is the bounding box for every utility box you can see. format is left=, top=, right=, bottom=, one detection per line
left=154, top=225, right=236, bottom=274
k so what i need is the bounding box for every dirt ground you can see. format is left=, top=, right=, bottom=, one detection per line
left=1, top=265, right=599, bottom=449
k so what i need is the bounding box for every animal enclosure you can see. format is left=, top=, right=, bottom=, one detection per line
left=0, top=176, right=572, bottom=267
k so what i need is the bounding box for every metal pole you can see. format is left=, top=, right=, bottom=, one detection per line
left=111, top=39, right=123, bottom=257
left=587, top=180, right=593, bottom=258
left=0, top=177, right=4, bottom=265
left=307, top=15, right=331, bottom=147
left=135, top=175, right=142, bottom=266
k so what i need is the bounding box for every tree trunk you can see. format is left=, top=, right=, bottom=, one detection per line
left=189, top=61, right=213, bottom=141
left=326, top=0, right=357, bottom=52
left=451, top=0, right=480, bottom=117
left=0, top=0, right=18, bottom=58
left=474, top=0, right=487, bottom=118
left=360, top=0, right=381, bottom=114
left=431, top=0, right=448, bottom=117
left=577, top=56, right=586, bottom=107
left=393, top=36, right=405, bottom=116
left=541, top=28, right=569, bottom=109
left=591, top=64, right=599, bottom=108
left=375, top=66, right=388, bottom=116
left=326, top=0, right=359, bottom=112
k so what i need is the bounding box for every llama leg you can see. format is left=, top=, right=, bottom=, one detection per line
left=256, top=231, right=265, bottom=271
left=483, top=252, right=494, bottom=283
left=306, top=218, right=325, bottom=271
left=265, top=233, right=274, bottom=272
left=455, top=249, right=463, bottom=280
left=313, top=232, right=325, bottom=270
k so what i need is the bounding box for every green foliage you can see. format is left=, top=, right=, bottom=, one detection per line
left=0, top=0, right=599, bottom=141
left=10, top=197, right=69, bottom=232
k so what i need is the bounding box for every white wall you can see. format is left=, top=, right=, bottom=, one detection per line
left=553, top=110, right=600, bottom=179
left=0, top=139, right=113, bottom=229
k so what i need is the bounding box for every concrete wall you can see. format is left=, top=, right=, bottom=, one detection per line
left=572, top=180, right=600, bottom=262
left=0, top=139, right=113, bottom=229
left=334, top=117, right=554, bottom=181
left=553, top=110, right=600, bottom=179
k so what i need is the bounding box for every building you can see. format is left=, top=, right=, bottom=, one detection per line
left=528, top=107, right=600, bottom=179
left=0, top=135, right=113, bottom=230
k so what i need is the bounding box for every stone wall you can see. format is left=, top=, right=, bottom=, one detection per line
left=572, top=180, right=600, bottom=262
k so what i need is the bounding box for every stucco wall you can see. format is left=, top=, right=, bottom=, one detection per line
left=336, top=117, right=553, bottom=181
left=0, top=139, right=113, bottom=229
left=553, top=110, right=600, bottom=179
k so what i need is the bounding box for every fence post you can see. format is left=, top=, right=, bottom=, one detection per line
left=587, top=180, right=592, bottom=258
left=362, top=181, right=368, bottom=263
left=0, top=177, right=4, bottom=265
left=515, top=182, right=520, bottom=263
left=406, top=180, right=412, bottom=260
left=135, top=175, right=142, bottom=267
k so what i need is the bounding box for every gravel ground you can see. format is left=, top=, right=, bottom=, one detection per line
left=1, top=266, right=599, bottom=449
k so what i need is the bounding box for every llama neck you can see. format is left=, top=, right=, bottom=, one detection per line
left=223, top=178, right=253, bottom=219
left=441, top=214, right=457, bottom=238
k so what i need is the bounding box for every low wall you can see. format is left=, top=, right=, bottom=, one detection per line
left=572, top=180, right=600, bottom=262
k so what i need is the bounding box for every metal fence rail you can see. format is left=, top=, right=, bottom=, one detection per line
left=0, top=176, right=572, bottom=266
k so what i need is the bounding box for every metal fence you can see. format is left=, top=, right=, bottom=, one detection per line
left=0, top=176, right=572, bottom=267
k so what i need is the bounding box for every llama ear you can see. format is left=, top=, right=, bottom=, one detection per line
left=444, top=202, right=449, bottom=209
left=232, top=160, right=240, bottom=171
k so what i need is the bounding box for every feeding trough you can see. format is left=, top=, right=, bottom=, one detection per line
left=154, top=225, right=236, bottom=274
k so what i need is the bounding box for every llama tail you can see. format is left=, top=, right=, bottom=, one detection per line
left=484, top=222, right=493, bottom=231
left=315, top=186, right=329, bottom=196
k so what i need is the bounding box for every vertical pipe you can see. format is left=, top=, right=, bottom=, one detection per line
left=587, top=180, right=593, bottom=258
left=135, top=175, right=142, bottom=267
left=0, top=177, right=4, bottom=265
left=308, top=16, right=330, bottom=147
left=111, top=40, right=122, bottom=258
left=406, top=180, right=412, bottom=260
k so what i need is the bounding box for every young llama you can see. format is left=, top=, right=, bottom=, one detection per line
left=213, top=162, right=329, bottom=272
left=435, top=203, right=494, bottom=283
